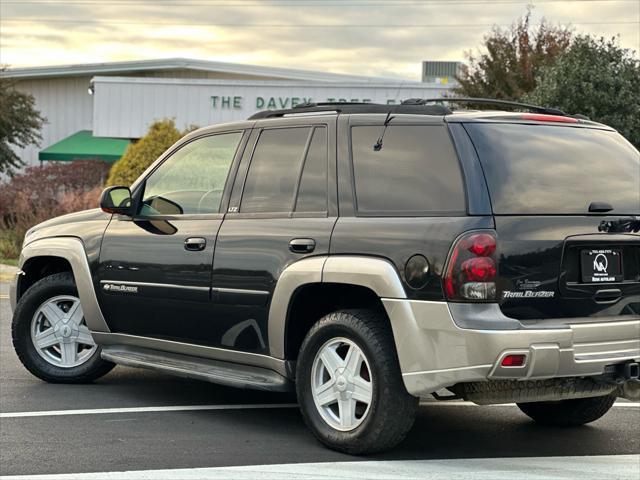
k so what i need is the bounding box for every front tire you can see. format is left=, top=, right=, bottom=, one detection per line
left=12, top=272, right=115, bottom=383
left=517, top=394, right=616, bottom=427
left=296, top=309, right=418, bottom=454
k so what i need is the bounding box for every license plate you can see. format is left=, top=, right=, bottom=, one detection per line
left=580, top=249, right=623, bottom=283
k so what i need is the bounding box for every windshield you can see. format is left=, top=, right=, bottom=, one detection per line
left=465, top=123, right=640, bottom=215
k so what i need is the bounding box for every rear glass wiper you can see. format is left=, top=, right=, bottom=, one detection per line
left=598, top=217, right=640, bottom=233
left=589, top=201, right=614, bottom=213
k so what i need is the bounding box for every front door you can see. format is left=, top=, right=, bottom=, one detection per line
left=97, top=130, right=247, bottom=345
left=211, top=117, right=338, bottom=355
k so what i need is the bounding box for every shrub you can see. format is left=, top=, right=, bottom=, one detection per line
left=0, top=160, right=109, bottom=257
left=526, top=35, right=640, bottom=149
left=107, top=119, right=183, bottom=187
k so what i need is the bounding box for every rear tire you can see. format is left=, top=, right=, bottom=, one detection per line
left=12, top=272, right=115, bottom=383
left=517, top=394, right=616, bottom=426
left=296, top=309, right=418, bottom=454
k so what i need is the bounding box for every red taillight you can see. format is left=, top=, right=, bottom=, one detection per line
left=501, top=354, right=526, bottom=367
left=521, top=113, right=578, bottom=124
left=444, top=230, right=498, bottom=301
left=466, top=233, right=496, bottom=257
left=462, top=257, right=496, bottom=282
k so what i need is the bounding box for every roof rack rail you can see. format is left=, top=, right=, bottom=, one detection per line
left=402, top=97, right=567, bottom=116
left=293, top=101, right=373, bottom=109
left=247, top=102, right=451, bottom=119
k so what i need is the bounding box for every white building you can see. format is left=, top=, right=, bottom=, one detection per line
left=3, top=58, right=458, bottom=168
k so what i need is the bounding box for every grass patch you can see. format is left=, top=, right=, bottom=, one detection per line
left=0, top=228, right=21, bottom=263
left=0, top=257, right=19, bottom=267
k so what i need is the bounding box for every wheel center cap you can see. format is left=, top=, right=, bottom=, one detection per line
left=60, top=325, right=72, bottom=338
left=336, top=376, right=348, bottom=392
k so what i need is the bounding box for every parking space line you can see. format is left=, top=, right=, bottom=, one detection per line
left=422, top=401, right=640, bottom=408
left=0, top=403, right=298, bottom=418
left=608, top=402, right=640, bottom=407
left=1, top=455, right=638, bottom=480
left=1, top=401, right=636, bottom=419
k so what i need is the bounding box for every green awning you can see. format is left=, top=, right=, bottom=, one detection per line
left=39, top=130, right=130, bottom=163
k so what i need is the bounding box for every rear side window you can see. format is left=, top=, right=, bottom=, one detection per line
left=241, top=127, right=311, bottom=213
left=465, top=124, right=640, bottom=215
left=350, top=125, right=466, bottom=215
left=295, top=127, right=328, bottom=213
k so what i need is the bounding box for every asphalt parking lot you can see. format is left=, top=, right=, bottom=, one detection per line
left=1, top=269, right=639, bottom=479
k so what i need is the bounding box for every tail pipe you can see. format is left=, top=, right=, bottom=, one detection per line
left=614, top=361, right=640, bottom=401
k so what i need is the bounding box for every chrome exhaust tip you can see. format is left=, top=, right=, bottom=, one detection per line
left=618, top=379, right=640, bottom=401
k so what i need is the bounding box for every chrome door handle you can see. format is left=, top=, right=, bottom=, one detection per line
left=184, top=237, right=206, bottom=251
left=289, top=238, right=316, bottom=254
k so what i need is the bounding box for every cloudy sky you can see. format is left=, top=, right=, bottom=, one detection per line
left=0, top=0, right=638, bottom=80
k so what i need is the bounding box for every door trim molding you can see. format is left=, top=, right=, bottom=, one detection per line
left=100, top=280, right=210, bottom=292
left=213, top=287, right=270, bottom=296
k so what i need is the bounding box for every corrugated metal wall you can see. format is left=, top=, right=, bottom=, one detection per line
left=11, top=69, right=451, bottom=170
left=422, top=61, right=461, bottom=83
left=10, top=69, right=287, bottom=169
left=13, top=76, right=94, bottom=167
left=93, top=77, right=450, bottom=138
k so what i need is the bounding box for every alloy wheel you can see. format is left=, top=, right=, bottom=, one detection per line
left=311, top=337, right=373, bottom=431
left=30, top=295, right=97, bottom=368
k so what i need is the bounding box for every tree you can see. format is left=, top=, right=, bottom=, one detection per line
left=0, top=67, right=46, bottom=175
left=107, top=119, right=184, bottom=186
left=526, top=36, right=640, bottom=149
left=454, top=10, right=572, bottom=100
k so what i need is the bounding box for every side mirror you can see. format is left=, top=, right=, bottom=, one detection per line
left=100, top=186, right=132, bottom=215
left=146, top=196, right=183, bottom=216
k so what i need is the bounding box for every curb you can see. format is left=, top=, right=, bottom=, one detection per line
left=0, top=263, right=19, bottom=282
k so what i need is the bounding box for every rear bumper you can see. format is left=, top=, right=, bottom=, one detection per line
left=382, top=299, right=640, bottom=398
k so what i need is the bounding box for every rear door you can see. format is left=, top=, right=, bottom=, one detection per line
left=463, top=121, right=640, bottom=320
left=210, top=116, right=338, bottom=355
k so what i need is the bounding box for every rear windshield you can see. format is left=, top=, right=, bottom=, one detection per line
left=465, top=123, right=640, bottom=215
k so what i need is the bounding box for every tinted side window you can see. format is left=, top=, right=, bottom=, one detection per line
left=295, top=127, right=328, bottom=213
left=241, top=127, right=311, bottom=213
left=141, top=132, right=242, bottom=215
left=351, top=125, right=465, bottom=214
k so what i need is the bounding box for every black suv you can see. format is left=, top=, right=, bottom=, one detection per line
left=10, top=99, right=640, bottom=454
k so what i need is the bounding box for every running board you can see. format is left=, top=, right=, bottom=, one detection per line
left=101, top=346, right=292, bottom=392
